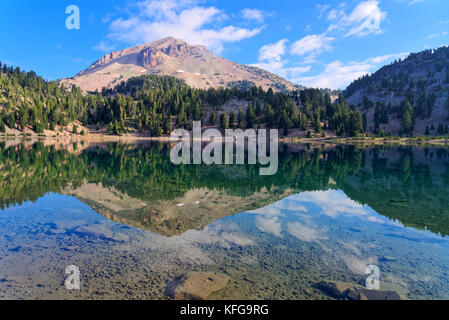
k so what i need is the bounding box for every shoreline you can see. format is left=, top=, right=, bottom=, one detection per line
left=1, top=132, right=448, bottom=146
left=281, top=136, right=449, bottom=146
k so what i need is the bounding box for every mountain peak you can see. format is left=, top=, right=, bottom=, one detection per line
left=150, top=36, right=187, bottom=46
left=63, top=38, right=300, bottom=93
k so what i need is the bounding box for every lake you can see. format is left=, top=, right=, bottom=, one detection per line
left=0, top=140, right=448, bottom=299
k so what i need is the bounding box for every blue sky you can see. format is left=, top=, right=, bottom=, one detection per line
left=0, top=0, right=447, bottom=89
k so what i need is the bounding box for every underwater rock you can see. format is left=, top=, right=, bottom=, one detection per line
left=74, top=224, right=129, bottom=242
left=318, top=280, right=405, bottom=300
left=75, top=224, right=114, bottom=239
left=171, top=272, right=230, bottom=300
left=318, top=281, right=357, bottom=299
left=346, top=288, right=403, bottom=300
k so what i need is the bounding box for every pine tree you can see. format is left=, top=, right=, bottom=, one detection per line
left=153, top=123, right=162, bottom=137
left=426, top=94, right=436, bottom=118
left=264, top=104, right=275, bottom=127
left=113, top=120, right=120, bottom=135
left=401, top=100, right=414, bottom=135
left=177, top=106, right=187, bottom=128
left=193, top=103, right=201, bottom=121
left=314, top=111, right=322, bottom=134
left=209, top=110, right=217, bottom=125
left=255, top=101, right=261, bottom=116
left=33, top=121, right=44, bottom=134
left=220, top=113, right=229, bottom=130
left=229, top=110, right=236, bottom=128
left=8, top=112, right=15, bottom=129
left=246, top=104, right=255, bottom=128
left=445, top=96, right=449, bottom=120
left=19, top=106, right=28, bottom=131
left=437, top=123, right=445, bottom=135
left=300, top=113, right=308, bottom=130
left=163, top=116, right=171, bottom=134
left=0, top=65, right=390, bottom=138
left=350, top=111, right=364, bottom=137
left=281, top=110, right=292, bottom=136
left=237, top=108, right=244, bottom=129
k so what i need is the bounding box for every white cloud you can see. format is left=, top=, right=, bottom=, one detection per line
left=316, top=4, right=331, bottom=19
left=250, top=2, right=390, bottom=88
left=327, top=9, right=339, bottom=20
left=341, top=255, right=378, bottom=274
left=256, top=216, right=282, bottom=237
left=396, top=0, right=426, bottom=6
left=253, top=61, right=311, bottom=78
left=255, top=61, right=311, bottom=79
left=281, top=1, right=388, bottom=88
left=292, top=191, right=369, bottom=218
left=291, top=34, right=334, bottom=57
left=94, top=41, right=116, bottom=52
left=339, top=0, right=387, bottom=37
left=253, top=39, right=311, bottom=79
left=285, top=66, right=313, bottom=76
left=327, top=3, right=347, bottom=21
left=297, top=53, right=407, bottom=90
left=287, top=222, right=326, bottom=243
left=258, top=39, right=288, bottom=62
left=324, top=1, right=386, bottom=37
left=408, top=0, right=425, bottom=5
left=241, top=8, right=265, bottom=22
left=305, top=60, right=375, bottom=88
left=427, top=31, right=449, bottom=39
left=98, top=0, right=263, bottom=53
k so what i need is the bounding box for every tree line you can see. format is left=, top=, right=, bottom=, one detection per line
left=0, top=62, right=364, bottom=137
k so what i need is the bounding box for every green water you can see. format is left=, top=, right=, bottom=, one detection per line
left=0, top=140, right=448, bottom=299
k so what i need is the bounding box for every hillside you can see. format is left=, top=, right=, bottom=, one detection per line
left=61, top=37, right=301, bottom=93
left=0, top=60, right=361, bottom=139
left=345, top=46, right=449, bottom=136
left=0, top=62, right=88, bottom=135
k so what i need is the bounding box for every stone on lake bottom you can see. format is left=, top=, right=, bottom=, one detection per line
left=318, top=280, right=406, bottom=300
left=171, top=272, right=230, bottom=300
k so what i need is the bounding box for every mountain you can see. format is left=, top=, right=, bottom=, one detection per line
left=66, top=184, right=293, bottom=237
left=62, top=37, right=301, bottom=93
left=344, top=47, right=449, bottom=135
left=1, top=59, right=362, bottom=139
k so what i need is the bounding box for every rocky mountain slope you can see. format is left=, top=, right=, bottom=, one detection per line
left=62, top=37, right=301, bottom=93
left=345, top=46, right=449, bottom=135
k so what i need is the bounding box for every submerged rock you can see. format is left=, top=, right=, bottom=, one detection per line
left=75, top=224, right=114, bottom=239
left=346, top=288, right=403, bottom=300
left=170, top=272, right=230, bottom=300
left=318, top=280, right=405, bottom=300
left=318, top=281, right=357, bottom=299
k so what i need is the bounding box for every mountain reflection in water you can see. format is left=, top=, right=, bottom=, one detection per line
left=0, top=140, right=448, bottom=300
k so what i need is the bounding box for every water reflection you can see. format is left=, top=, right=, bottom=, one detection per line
left=0, top=140, right=448, bottom=299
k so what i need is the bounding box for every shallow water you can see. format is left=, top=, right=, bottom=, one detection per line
left=0, top=141, right=448, bottom=299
